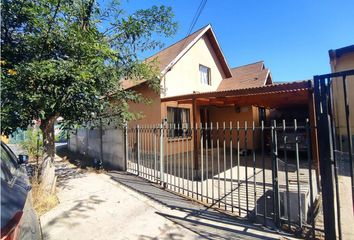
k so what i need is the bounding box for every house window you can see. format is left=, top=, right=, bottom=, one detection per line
left=167, top=107, right=191, bottom=138
left=199, top=65, right=211, bottom=85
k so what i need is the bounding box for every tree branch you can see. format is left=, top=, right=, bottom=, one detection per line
left=39, top=0, right=62, bottom=58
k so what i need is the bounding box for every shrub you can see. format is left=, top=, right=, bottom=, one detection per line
left=20, top=127, right=44, bottom=160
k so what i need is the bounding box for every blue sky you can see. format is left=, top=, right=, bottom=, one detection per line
left=116, top=0, right=354, bottom=82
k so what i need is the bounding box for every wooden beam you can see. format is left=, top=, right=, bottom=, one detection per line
left=196, top=98, right=210, bottom=103
left=192, top=98, right=198, bottom=172
left=222, top=91, right=309, bottom=107
left=209, top=99, right=225, bottom=105
left=177, top=99, right=192, bottom=104
left=308, top=92, right=319, bottom=171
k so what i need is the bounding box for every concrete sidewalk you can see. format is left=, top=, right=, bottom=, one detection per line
left=40, top=156, right=297, bottom=239
left=107, top=171, right=297, bottom=240
left=40, top=162, right=200, bottom=239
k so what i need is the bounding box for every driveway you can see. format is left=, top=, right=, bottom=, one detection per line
left=41, top=156, right=296, bottom=240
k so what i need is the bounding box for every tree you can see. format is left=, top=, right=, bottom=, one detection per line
left=1, top=0, right=177, bottom=159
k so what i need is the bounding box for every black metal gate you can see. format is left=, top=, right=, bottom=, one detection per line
left=314, top=70, right=354, bottom=240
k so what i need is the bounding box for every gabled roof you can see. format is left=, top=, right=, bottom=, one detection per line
left=217, top=61, right=272, bottom=91
left=146, top=26, right=206, bottom=73
left=121, top=24, right=232, bottom=90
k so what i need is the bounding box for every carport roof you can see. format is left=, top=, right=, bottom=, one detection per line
left=161, top=80, right=313, bottom=109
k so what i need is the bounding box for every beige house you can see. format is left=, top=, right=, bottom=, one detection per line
left=122, top=24, right=274, bottom=127
left=329, top=45, right=354, bottom=151
left=122, top=24, right=316, bottom=162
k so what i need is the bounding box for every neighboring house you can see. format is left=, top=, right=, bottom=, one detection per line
left=122, top=24, right=316, bottom=161
left=328, top=44, right=354, bottom=240
left=329, top=45, right=354, bottom=151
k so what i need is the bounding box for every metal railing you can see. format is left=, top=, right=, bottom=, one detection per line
left=125, top=119, right=321, bottom=237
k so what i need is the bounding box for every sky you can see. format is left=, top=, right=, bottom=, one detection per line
left=113, top=0, right=354, bottom=82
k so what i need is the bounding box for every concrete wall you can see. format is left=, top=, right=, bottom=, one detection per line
left=69, top=127, right=126, bottom=171
left=162, top=34, right=227, bottom=98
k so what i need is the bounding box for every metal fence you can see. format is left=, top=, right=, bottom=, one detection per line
left=125, top=119, right=321, bottom=237
left=314, top=70, right=354, bottom=240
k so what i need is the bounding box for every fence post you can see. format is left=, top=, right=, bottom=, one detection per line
left=100, top=118, right=103, bottom=162
left=136, top=125, right=140, bottom=176
left=314, top=75, right=337, bottom=240
left=86, top=128, right=89, bottom=156
left=271, top=120, right=281, bottom=228
left=342, top=75, right=354, bottom=211
left=160, top=123, right=164, bottom=187
left=124, top=123, right=128, bottom=171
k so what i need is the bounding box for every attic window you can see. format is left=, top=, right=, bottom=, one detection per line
left=200, top=65, right=211, bottom=85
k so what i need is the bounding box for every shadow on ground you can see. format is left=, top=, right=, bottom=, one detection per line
left=56, top=144, right=95, bottom=169
left=42, top=194, right=105, bottom=239
left=108, top=171, right=293, bottom=240
left=54, top=145, right=97, bottom=190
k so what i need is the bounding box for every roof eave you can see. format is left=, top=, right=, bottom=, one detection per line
left=161, top=25, right=232, bottom=78
left=329, top=44, right=354, bottom=59
left=207, top=27, right=232, bottom=78
left=160, top=25, right=212, bottom=76
left=161, top=80, right=312, bottom=102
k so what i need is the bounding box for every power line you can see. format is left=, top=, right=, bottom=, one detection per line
left=186, top=0, right=207, bottom=37
left=161, top=0, right=207, bottom=76
left=177, top=0, right=207, bottom=53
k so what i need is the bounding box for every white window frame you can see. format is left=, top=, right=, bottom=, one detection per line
left=199, top=64, right=211, bottom=85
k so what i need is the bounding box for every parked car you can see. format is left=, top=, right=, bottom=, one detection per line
left=1, top=141, right=41, bottom=240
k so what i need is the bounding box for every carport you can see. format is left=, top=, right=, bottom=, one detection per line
left=161, top=80, right=318, bottom=169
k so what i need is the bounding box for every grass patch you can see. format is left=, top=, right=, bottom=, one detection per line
left=31, top=181, right=59, bottom=216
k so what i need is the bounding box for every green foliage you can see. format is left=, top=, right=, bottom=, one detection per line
left=55, top=128, right=67, bottom=142
left=1, top=0, right=177, bottom=137
left=20, top=127, right=44, bottom=159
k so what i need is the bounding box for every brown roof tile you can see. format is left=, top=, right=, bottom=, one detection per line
left=121, top=26, right=208, bottom=90
left=217, top=61, right=272, bottom=91
left=121, top=24, right=232, bottom=90
left=145, top=28, right=206, bottom=72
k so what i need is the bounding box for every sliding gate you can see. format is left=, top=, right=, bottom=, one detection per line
left=125, top=120, right=321, bottom=237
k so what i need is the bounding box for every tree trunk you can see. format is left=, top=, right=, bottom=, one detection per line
left=40, top=116, right=57, bottom=161
left=39, top=116, right=57, bottom=194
